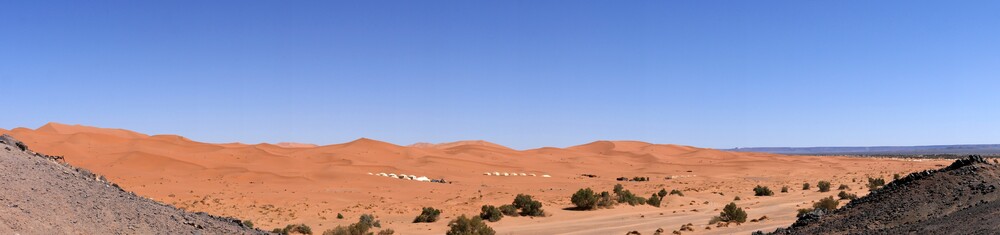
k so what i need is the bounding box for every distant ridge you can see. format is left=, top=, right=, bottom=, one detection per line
left=730, top=144, right=1000, bottom=155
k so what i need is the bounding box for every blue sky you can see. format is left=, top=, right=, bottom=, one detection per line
left=2, top=1, right=999, bottom=149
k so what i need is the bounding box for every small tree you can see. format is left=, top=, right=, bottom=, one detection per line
left=814, top=196, right=839, bottom=211
left=802, top=183, right=810, bottom=190
left=817, top=181, right=831, bottom=192
left=446, top=215, right=496, bottom=235
left=753, top=185, right=774, bottom=196
left=571, top=188, right=599, bottom=210
left=479, top=205, right=503, bottom=222
left=658, top=189, right=668, bottom=197
left=718, top=202, right=747, bottom=223
left=413, top=207, right=442, bottom=223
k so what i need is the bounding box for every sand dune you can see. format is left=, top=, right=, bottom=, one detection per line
left=0, top=122, right=949, bottom=234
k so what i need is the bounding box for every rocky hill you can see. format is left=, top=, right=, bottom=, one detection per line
left=770, top=155, right=1000, bottom=234
left=0, top=135, right=268, bottom=234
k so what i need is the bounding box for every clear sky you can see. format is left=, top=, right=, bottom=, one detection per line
left=2, top=1, right=999, bottom=149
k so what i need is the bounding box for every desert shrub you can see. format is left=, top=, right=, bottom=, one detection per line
left=616, top=189, right=646, bottom=206
left=631, top=176, right=650, bottom=182
left=753, top=185, right=773, bottom=196
left=571, top=188, right=599, bottom=210
left=795, top=208, right=813, bottom=218
left=242, top=220, right=254, bottom=228
left=498, top=204, right=518, bottom=217
left=837, top=184, right=850, bottom=190
left=446, top=215, right=496, bottom=235
left=719, top=202, right=747, bottom=223
left=657, top=189, right=668, bottom=197
left=337, top=213, right=344, bottom=219
left=708, top=215, right=722, bottom=225
left=377, top=229, right=395, bottom=235
left=802, top=183, right=810, bottom=190
left=413, top=207, right=442, bottom=223
left=893, top=174, right=900, bottom=181
left=817, top=181, right=831, bottom=192
left=813, top=196, right=839, bottom=211
left=867, top=177, right=886, bottom=190
left=613, top=184, right=624, bottom=194
left=647, top=193, right=662, bottom=207
left=780, top=186, right=789, bottom=193
left=734, top=196, right=741, bottom=201
left=669, top=189, right=684, bottom=196
left=597, top=191, right=616, bottom=208
left=837, top=191, right=857, bottom=200
left=323, top=214, right=384, bottom=235
left=278, top=224, right=312, bottom=235
left=512, top=194, right=544, bottom=216
left=479, top=205, right=503, bottom=222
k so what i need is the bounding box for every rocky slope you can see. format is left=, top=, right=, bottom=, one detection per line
left=0, top=135, right=267, bottom=234
left=770, top=155, right=1000, bottom=234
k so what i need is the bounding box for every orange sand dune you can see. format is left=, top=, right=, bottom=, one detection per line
left=1, top=122, right=948, bottom=234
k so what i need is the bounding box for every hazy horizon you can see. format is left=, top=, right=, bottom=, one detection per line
left=4, top=1, right=999, bottom=149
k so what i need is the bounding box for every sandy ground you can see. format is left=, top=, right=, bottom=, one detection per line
left=0, top=123, right=949, bottom=234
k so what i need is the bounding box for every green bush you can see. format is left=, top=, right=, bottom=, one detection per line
left=780, top=186, right=789, bottom=193
left=512, top=194, right=544, bottom=216
left=802, top=183, right=810, bottom=190
left=323, top=214, right=383, bottom=235
left=813, top=196, right=839, bottom=211
left=647, top=193, right=662, bottom=207
left=719, top=202, right=747, bottom=223
left=571, top=188, right=599, bottom=210
left=867, top=177, right=886, bottom=190
left=597, top=191, right=615, bottom=208
left=753, top=185, right=773, bottom=196
left=669, top=189, right=684, bottom=196
left=616, top=189, right=646, bottom=206
left=837, top=191, right=857, bottom=200
left=658, top=189, right=668, bottom=197
left=277, top=224, right=312, bottom=235
left=795, top=208, right=813, bottom=218
left=413, top=207, right=442, bottom=223
left=817, top=181, right=831, bottom=192
left=446, top=215, right=496, bottom=235
left=337, top=213, right=344, bottom=219
left=479, top=205, right=503, bottom=222
left=613, top=184, right=624, bottom=194
left=498, top=204, right=518, bottom=217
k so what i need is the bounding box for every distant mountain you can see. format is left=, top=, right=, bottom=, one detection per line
left=729, top=144, right=1000, bottom=155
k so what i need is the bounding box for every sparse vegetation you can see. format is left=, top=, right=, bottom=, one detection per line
left=817, top=181, right=831, bottom=192
left=613, top=184, right=624, bottom=194
left=512, top=194, right=545, bottom=216
left=837, top=191, right=857, bottom=200
left=323, top=214, right=384, bottom=235
left=669, top=189, right=684, bottom=196
left=615, top=189, right=646, bottom=206
left=647, top=193, right=662, bottom=207
left=337, top=213, right=344, bottom=219
left=498, top=204, right=518, bottom=217
left=795, top=208, right=813, bottom=218
left=597, top=191, right=615, bottom=208
left=712, top=202, right=747, bottom=224
left=446, top=215, right=496, bottom=235
left=276, top=224, right=313, bottom=235
left=867, top=177, right=886, bottom=190
left=242, top=220, right=254, bottom=228
left=479, top=205, right=503, bottom=222
left=734, top=196, right=741, bottom=201
left=814, top=196, right=839, bottom=211
left=658, top=188, right=668, bottom=197
left=781, top=186, right=789, bottom=193
left=753, top=185, right=774, bottom=196
left=893, top=173, right=901, bottom=181
left=571, top=188, right=599, bottom=210
left=413, top=207, right=441, bottom=223
left=802, top=183, right=811, bottom=190
left=837, top=184, right=850, bottom=190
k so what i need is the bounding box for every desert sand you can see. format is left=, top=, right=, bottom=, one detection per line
left=0, top=123, right=949, bottom=234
